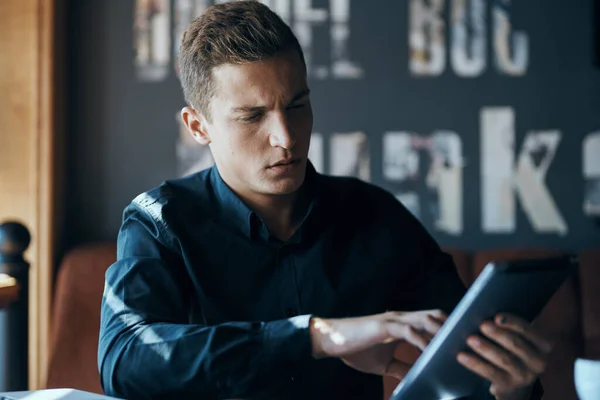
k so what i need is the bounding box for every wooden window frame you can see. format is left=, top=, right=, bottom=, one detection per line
left=0, top=0, right=65, bottom=389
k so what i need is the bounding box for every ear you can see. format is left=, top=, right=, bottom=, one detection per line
left=181, top=106, right=211, bottom=145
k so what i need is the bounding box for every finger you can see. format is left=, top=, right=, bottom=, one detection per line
left=457, top=351, right=510, bottom=385
left=466, top=334, right=531, bottom=381
left=422, top=331, right=435, bottom=343
left=427, top=309, right=448, bottom=323
left=385, top=323, right=429, bottom=351
left=386, top=309, right=446, bottom=325
left=480, top=321, right=547, bottom=375
left=384, top=359, right=412, bottom=380
left=495, top=314, right=553, bottom=354
left=405, top=325, right=430, bottom=351
left=423, top=314, right=444, bottom=336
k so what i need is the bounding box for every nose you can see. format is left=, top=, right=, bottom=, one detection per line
left=268, top=112, right=296, bottom=149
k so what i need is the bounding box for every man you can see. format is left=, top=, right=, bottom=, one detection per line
left=98, top=2, right=551, bottom=399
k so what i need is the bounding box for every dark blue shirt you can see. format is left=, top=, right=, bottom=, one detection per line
left=97, top=163, right=528, bottom=399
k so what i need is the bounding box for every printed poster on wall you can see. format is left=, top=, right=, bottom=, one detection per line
left=131, top=0, right=600, bottom=245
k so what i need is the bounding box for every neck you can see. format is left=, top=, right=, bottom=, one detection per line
left=215, top=163, right=313, bottom=241
left=243, top=189, right=306, bottom=241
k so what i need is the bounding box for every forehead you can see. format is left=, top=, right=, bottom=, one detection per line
left=211, top=51, right=307, bottom=107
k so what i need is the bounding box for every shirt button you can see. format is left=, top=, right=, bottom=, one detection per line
left=286, top=308, right=298, bottom=317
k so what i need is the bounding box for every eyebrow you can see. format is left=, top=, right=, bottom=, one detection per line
left=230, top=89, right=311, bottom=114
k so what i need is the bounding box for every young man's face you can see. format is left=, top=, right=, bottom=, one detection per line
left=189, top=50, right=313, bottom=199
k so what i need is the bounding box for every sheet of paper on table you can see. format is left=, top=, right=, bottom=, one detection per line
left=0, top=274, right=19, bottom=309
left=0, top=274, right=16, bottom=288
left=0, top=389, right=122, bottom=400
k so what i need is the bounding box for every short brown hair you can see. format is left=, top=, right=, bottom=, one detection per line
left=178, top=0, right=305, bottom=121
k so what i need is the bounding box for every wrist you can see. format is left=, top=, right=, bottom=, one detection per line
left=309, top=316, right=328, bottom=359
left=495, top=384, right=534, bottom=400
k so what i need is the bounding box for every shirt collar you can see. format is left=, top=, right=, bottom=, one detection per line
left=209, top=164, right=255, bottom=239
left=209, top=161, right=321, bottom=243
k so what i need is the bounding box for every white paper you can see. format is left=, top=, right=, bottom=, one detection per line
left=22, top=389, right=75, bottom=400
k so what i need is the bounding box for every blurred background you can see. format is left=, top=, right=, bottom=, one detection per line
left=66, top=0, right=600, bottom=251
left=0, top=0, right=599, bottom=399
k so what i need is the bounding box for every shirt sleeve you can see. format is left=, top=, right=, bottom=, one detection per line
left=389, top=201, right=468, bottom=314
left=97, top=204, right=314, bottom=399
left=467, top=378, right=544, bottom=400
left=389, top=202, right=546, bottom=400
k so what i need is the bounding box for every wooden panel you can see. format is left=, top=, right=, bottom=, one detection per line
left=0, top=2, right=36, bottom=219
left=0, top=0, right=61, bottom=390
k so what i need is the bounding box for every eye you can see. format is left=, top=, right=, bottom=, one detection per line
left=287, top=103, right=306, bottom=110
left=241, top=112, right=263, bottom=122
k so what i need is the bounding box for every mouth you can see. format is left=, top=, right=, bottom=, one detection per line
left=268, top=158, right=299, bottom=168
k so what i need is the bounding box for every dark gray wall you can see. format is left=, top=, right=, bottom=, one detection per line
left=65, top=0, right=600, bottom=252
left=67, top=0, right=180, bottom=246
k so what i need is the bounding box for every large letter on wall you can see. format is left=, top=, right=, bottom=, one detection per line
left=330, top=0, right=363, bottom=79
left=583, top=131, right=600, bottom=216
left=383, top=132, right=421, bottom=218
left=383, top=132, right=463, bottom=234
left=294, top=0, right=328, bottom=79
left=427, top=131, right=464, bottom=234
left=409, top=0, right=446, bottom=76
left=308, top=132, right=325, bottom=173
left=260, top=0, right=291, bottom=23
left=493, top=0, right=529, bottom=76
left=173, top=0, right=211, bottom=76
left=451, top=0, right=486, bottom=77
left=383, top=132, right=420, bottom=181
left=481, top=108, right=514, bottom=232
left=134, top=0, right=171, bottom=81
left=330, top=132, right=370, bottom=181
left=481, top=107, right=567, bottom=234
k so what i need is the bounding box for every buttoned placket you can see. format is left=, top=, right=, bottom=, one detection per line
left=274, top=242, right=305, bottom=393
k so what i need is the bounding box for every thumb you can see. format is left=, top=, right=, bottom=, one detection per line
left=384, top=359, right=412, bottom=380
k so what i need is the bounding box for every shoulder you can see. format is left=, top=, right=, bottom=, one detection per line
left=316, top=173, right=443, bottom=262
left=317, top=173, right=413, bottom=222
left=123, top=168, right=215, bottom=235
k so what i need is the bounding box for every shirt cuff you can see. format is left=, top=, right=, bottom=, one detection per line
left=263, top=314, right=314, bottom=370
left=529, top=378, right=544, bottom=400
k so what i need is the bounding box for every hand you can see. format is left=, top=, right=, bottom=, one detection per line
left=310, top=309, right=447, bottom=379
left=457, top=313, right=553, bottom=400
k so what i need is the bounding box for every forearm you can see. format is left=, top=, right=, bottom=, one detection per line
left=99, top=315, right=314, bottom=399
left=469, top=379, right=541, bottom=400
left=497, top=379, right=542, bottom=400
left=494, top=387, right=531, bottom=400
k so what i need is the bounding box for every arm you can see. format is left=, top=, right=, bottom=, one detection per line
left=98, top=205, right=314, bottom=399
left=388, top=203, right=545, bottom=400
left=388, top=199, right=467, bottom=314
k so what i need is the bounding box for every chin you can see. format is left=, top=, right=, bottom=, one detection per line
left=271, top=181, right=303, bottom=195
left=265, top=175, right=305, bottom=195
left=258, top=160, right=307, bottom=194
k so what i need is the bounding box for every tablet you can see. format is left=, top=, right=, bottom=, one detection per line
left=389, top=254, right=578, bottom=400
